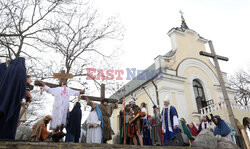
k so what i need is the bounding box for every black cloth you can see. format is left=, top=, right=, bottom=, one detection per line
left=67, top=102, right=82, bottom=142
left=0, top=63, right=7, bottom=81
left=0, top=57, right=26, bottom=140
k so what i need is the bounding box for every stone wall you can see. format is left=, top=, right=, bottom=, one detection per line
left=0, top=142, right=201, bottom=149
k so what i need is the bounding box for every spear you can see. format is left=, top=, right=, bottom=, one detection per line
left=123, top=87, right=126, bottom=145
left=142, top=86, right=156, bottom=106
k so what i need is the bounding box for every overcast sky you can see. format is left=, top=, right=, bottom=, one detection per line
left=90, top=0, right=250, bottom=78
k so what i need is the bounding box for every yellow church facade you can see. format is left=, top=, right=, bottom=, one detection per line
left=109, top=19, right=250, bottom=145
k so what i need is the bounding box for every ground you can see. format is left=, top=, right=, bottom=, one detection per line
left=0, top=141, right=201, bottom=149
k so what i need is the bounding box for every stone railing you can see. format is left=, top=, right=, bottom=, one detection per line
left=200, top=101, right=250, bottom=115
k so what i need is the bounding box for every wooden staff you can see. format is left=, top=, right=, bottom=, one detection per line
left=123, top=87, right=126, bottom=145
left=19, top=102, right=29, bottom=121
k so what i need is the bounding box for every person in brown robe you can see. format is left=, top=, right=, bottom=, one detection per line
left=128, top=101, right=144, bottom=146
left=29, top=115, right=52, bottom=141
left=85, top=97, right=118, bottom=143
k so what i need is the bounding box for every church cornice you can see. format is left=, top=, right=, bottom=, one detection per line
left=161, top=49, right=177, bottom=60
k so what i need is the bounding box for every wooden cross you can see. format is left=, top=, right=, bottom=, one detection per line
left=35, top=81, right=118, bottom=103
left=53, top=70, right=73, bottom=84
left=199, top=40, right=240, bottom=135
left=34, top=70, right=118, bottom=103
left=35, top=70, right=80, bottom=91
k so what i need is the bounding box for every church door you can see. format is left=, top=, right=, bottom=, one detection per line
left=193, top=79, right=207, bottom=113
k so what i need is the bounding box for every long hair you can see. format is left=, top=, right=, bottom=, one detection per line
left=59, top=80, right=67, bottom=86
left=140, top=102, right=147, bottom=109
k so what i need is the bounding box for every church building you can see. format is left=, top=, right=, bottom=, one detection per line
left=109, top=14, right=250, bottom=145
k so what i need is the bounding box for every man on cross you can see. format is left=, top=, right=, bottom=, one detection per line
left=41, top=80, right=84, bottom=133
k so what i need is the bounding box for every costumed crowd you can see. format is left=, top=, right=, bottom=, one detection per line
left=119, top=95, right=236, bottom=146
left=0, top=58, right=235, bottom=146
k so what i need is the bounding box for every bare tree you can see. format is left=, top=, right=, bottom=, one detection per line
left=38, top=3, right=124, bottom=91
left=229, top=69, right=250, bottom=106
left=0, top=0, right=124, bottom=127
left=0, top=0, right=68, bottom=60
left=0, top=0, right=123, bottom=90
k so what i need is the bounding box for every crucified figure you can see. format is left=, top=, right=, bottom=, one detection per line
left=41, top=80, right=84, bottom=133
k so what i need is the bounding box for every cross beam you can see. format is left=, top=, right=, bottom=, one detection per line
left=81, top=95, right=118, bottom=103
left=34, top=80, right=82, bottom=92
left=34, top=80, right=118, bottom=103
left=199, top=40, right=240, bottom=135
left=199, top=51, right=229, bottom=61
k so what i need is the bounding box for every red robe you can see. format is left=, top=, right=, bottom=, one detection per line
left=187, top=122, right=199, bottom=137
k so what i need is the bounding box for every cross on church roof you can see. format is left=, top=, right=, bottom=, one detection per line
left=179, top=10, right=184, bottom=16
left=179, top=10, right=189, bottom=29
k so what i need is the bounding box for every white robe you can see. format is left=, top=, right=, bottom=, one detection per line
left=43, top=85, right=80, bottom=130
left=86, top=110, right=102, bottom=144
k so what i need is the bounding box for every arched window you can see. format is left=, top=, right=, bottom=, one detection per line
left=193, top=79, right=207, bottom=112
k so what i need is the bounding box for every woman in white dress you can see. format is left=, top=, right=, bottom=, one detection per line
left=86, top=103, right=103, bottom=143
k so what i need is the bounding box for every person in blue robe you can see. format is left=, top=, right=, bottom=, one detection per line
left=142, top=117, right=152, bottom=145
left=0, top=57, right=26, bottom=140
left=161, top=95, right=180, bottom=145
left=141, top=108, right=152, bottom=145
left=213, top=115, right=231, bottom=138
left=65, top=102, right=82, bottom=142
left=94, top=104, right=104, bottom=143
